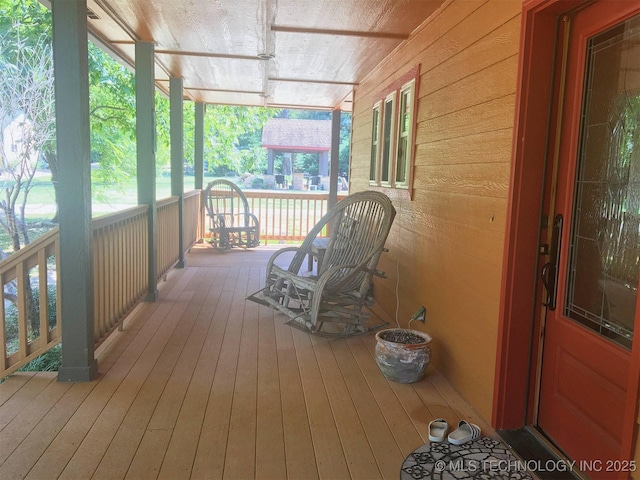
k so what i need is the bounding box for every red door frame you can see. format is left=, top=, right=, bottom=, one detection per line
left=493, top=0, right=640, bottom=463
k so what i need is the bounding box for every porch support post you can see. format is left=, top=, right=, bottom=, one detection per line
left=318, top=151, right=329, bottom=178
left=136, top=42, right=158, bottom=301
left=267, top=149, right=274, bottom=175
left=194, top=102, right=205, bottom=190
left=52, top=0, right=98, bottom=382
left=328, top=109, right=341, bottom=209
left=170, top=77, right=185, bottom=268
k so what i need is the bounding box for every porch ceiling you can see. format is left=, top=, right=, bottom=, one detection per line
left=81, top=0, right=444, bottom=111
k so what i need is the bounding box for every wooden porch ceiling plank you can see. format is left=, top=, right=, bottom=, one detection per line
left=221, top=266, right=260, bottom=479
left=0, top=381, right=95, bottom=480
left=0, top=372, right=70, bottom=465
left=273, top=308, right=319, bottom=480
left=58, top=289, right=196, bottom=479
left=291, top=328, right=351, bottom=479
left=23, top=299, right=178, bottom=480
left=0, top=372, right=54, bottom=432
left=310, top=335, right=383, bottom=479
left=271, top=25, right=410, bottom=40
left=92, top=267, right=213, bottom=479
left=256, top=301, right=287, bottom=479
left=189, top=266, right=243, bottom=479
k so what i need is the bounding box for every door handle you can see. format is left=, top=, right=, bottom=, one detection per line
left=541, top=214, right=563, bottom=310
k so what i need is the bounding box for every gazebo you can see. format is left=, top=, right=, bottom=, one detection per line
left=261, top=118, right=331, bottom=188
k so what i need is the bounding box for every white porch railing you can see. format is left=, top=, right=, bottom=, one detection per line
left=242, top=191, right=345, bottom=243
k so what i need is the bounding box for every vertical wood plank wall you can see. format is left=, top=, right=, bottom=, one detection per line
left=350, top=0, right=522, bottom=420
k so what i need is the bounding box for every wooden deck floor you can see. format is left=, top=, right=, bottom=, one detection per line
left=0, top=244, right=493, bottom=480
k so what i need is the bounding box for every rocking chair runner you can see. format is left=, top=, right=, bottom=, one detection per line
left=204, top=179, right=260, bottom=249
left=247, top=190, right=396, bottom=337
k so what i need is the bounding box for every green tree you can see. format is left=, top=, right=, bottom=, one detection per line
left=0, top=32, right=54, bottom=250
left=88, top=43, right=137, bottom=197
left=201, top=105, right=276, bottom=176
left=0, top=29, right=54, bottom=333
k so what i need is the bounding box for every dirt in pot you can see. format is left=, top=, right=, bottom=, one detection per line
left=379, top=330, right=425, bottom=344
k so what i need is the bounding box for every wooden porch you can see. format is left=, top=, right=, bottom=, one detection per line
left=0, top=244, right=492, bottom=480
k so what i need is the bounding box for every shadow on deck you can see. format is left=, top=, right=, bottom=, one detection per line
left=0, top=243, right=494, bottom=479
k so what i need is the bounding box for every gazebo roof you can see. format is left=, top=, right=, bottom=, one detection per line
left=261, top=118, right=332, bottom=152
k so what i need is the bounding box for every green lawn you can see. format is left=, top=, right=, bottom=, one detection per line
left=22, top=173, right=224, bottom=215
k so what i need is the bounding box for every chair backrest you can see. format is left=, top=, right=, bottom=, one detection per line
left=204, top=179, right=251, bottom=226
left=294, top=191, right=396, bottom=294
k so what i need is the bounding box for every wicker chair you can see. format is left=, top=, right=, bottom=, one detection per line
left=247, top=190, right=396, bottom=337
left=204, top=179, right=259, bottom=249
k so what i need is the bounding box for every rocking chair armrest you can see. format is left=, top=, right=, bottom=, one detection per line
left=315, top=258, right=380, bottom=292
left=269, top=263, right=318, bottom=291
left=362, top=267, right=386, bottom=278
left=247, top=212, right=260, bottom=227
left=246, top=212, right=260, bottom=227
left=266, top=246, right=308, bottom=274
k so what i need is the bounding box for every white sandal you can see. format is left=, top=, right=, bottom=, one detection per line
left=428, top=418, right=449, bottom=442
left=447, top=420, right=481, bottom=445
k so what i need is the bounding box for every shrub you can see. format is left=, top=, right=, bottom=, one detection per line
left=19, top=343, right=62, bottom=372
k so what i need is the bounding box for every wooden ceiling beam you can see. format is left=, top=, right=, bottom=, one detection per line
left=270, top=77, right=358, bottom=86
left=271, top=25, right=409, bottom=40
left=155, top=49, right=263, bottom=62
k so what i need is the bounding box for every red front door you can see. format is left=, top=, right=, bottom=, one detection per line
left=537, top=2, right=640, bottom=477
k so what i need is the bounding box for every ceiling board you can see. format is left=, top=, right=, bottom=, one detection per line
left=82, top=0, right=445, bottom=110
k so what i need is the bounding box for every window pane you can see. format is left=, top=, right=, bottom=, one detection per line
left=396, top=87, right=412, bottom=184
left=370, top=106, right=380, bottom=182
left=381, top=97, right=394, bottom=183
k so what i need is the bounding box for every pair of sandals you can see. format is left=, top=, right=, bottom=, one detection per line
left=428, top=419, right=481, bottom=445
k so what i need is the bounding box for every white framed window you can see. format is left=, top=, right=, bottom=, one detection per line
left=395, top=80, right=414, bottom=188
left=380, top=92, right=396, bottom=185
left=369, top=102, right=381, bottom=184
left=368, top=65, right=419, bottom=195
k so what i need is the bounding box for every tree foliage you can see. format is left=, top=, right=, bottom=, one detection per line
left=0, top=31, right=54, bottom=250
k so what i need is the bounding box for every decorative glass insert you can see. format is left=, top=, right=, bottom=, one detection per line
left=565, top=14, right=640, bottom=348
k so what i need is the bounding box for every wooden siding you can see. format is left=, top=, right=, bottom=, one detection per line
left=349, top=0, right=522, bottom=420
left=0, top=245, right=493, bottom=479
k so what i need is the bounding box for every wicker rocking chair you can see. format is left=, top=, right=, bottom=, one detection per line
left=247, top=190, right=396, bottom=337
left=204, top=179, right=259, bottom=249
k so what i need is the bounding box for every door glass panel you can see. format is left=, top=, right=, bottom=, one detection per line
left=565, top=14, right=640, bottom=348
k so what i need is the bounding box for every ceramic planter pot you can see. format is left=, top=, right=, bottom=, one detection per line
left=375, top=328, right=432, bottom=384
